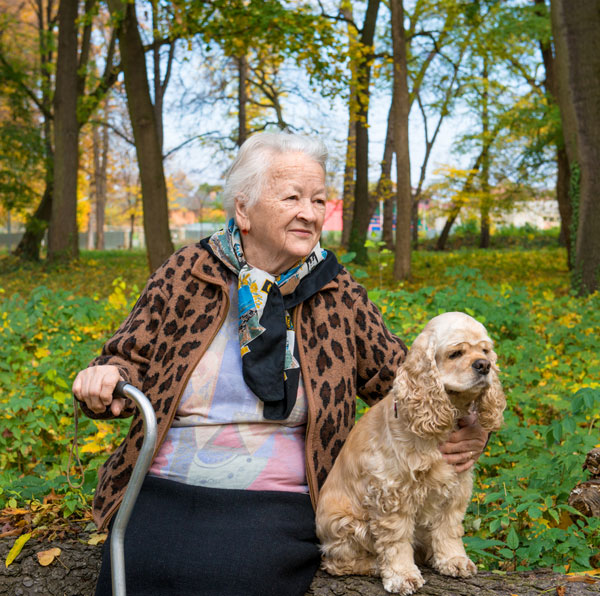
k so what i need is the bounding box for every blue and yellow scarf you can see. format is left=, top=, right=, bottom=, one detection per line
left=206, top=219, right=341, bottom=420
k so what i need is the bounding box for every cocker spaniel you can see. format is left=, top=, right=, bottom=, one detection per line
left=316, top=312, right=506, bottom=595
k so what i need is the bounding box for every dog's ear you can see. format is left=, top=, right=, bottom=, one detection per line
left=392, top=328, right=457, bottom=438
left=476, top=352, right=506, bottom=432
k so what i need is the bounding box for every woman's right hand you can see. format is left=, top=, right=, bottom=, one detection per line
left=72, top=365, right=126, bottom=416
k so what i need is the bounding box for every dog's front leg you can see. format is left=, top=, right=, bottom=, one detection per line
left=427, top=479, right=477, bottom=578
left=370, top=513, right=425, bottom=596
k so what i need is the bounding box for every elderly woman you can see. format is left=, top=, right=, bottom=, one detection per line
left=73, top=132, right=487, bottom=596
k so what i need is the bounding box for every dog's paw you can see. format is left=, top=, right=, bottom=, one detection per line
left=433, top=555, right=477, bottom=578
left=321, top=556, right=378, bottom=577
left=381, top=566, right=425, bottom=595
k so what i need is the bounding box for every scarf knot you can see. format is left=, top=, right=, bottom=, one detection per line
left=207, top=219, right=339, bottom=420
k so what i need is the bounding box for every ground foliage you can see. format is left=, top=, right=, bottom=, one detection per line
left=0, top=242, right=599, bottom=573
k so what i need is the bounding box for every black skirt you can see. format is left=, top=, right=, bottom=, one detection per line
left=94, top=475, right=320, bottom=596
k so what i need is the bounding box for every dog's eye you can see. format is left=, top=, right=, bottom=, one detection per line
left=483, top=349, right=490, bottom=355
left=448, top=350, right=463, bottom=359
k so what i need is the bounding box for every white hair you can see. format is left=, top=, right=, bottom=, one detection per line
left=222, top=132, right=328, bottom=220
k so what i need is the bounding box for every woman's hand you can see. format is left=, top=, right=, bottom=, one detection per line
left=439, top=412, right=489, bottom=472
left=72, top=365, right=125, bottom=416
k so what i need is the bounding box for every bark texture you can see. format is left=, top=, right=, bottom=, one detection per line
left=107, top=0, right=174, bottom=273
left=391, top=0, right=412, bottom=280
left=535, top=0, right=572, bottom=264
left=2, top=537, right=599, bottom=596
left=377, top=98, right=395, bottom=251
left=569, top=448, right=600, bottom=517
left=348, top=0, right=381, bottom=264
left=551, top=0, right=600, bottom=295
left=48, top=0, right=79, bottom=261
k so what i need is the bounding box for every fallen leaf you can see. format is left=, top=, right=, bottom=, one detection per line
left=565, top=575, right=598, bottom=584
left=37, top=547, right=61, bottom=566
left=556, top=586, right=566, bottom=596
left=3, top=508, right=28, bottom=516
left=567, top=569, right=600, bottom=577
left=5, top=533, right=31, bottom=567
left=87, top=533, right=108, bottom=546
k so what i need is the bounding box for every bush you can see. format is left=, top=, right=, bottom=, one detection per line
left=1, top=247, right=598, bottom=572
left=0, top=280, right=135, bottom=514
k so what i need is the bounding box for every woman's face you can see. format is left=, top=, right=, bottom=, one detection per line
left=235, top=151, right=327, bottom=275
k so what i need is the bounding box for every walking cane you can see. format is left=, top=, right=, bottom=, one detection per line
left=110, top=382, right=157, bottom=596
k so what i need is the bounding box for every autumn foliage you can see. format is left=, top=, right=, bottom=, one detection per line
left=1, top=244, right=599, bottom=572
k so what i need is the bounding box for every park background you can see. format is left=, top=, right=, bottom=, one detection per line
left=1, top=0, right=599, bottom=578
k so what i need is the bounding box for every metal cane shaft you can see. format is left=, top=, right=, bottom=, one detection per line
left=110, top=382, right=157, bottom=596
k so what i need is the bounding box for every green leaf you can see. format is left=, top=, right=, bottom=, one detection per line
left=55, top=376, right=69, bottom=389
left=506, top=526, right=520, bottom=550
left=339, top=252, right=356, bottom=264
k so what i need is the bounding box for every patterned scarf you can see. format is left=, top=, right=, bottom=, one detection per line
left=207, top=219, right=334, bottom=420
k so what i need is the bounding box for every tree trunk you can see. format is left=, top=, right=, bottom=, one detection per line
left=340, top=3, right=357, bottom=250
left=108, top=0, right=174, bottom=272
left=14, top=0, right=55, bottom=262
left=479, top=58, right=491, bottom=249
left=569, top=448, right=600, bottom=518
left=552, top=0, right=600, bottom=295
left=435, top=121, right=500, bottom=251
left=391, top=0, right=412, bottom=280
left=555, top=145, right=571, bottom=258
left=341, top=114, right=356, bottom=249
left=411, top=197, right=419, bottom=248
left=48, top=0, right=79, bottom=262
left=436, top=209, right=460, bottom=251
left=86, top=191, right=95, bottom=250
left=2, top=536, right=599, bottom=596
left=341, top=115, right=356, bottom=249
left=348, top=0, right=381, bottom=264
left=94, top=120, right=109, bottom=250
left=13, top=181, right=52, bottom=260
left=536, top=0, right=572, bottom=265
left=377, top=98, right=395, bottom=250
left=237, top=54, right=248, bottom=147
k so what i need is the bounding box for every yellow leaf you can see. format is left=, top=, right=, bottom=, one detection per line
left=567, top=569, right=600, bottom=577
left=37, top=547, right=61, bottom=566
left=34, top=347, right=50, bottom=359
left=79, top=441, right=106, bottom=454
left=87, top=533, right=108, bottom=546
left=5, top=533, right=31, bottom=567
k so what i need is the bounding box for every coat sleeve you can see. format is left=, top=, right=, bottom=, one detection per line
left=76, top=265, right=170, bottom=420
left=352, top=283, right=408, bottom=405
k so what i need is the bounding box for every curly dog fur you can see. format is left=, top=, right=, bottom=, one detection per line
left=316, top=312, right=506, bottom=595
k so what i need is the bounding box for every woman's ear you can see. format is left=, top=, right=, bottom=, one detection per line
left=234, top=196, right=251, bottom=233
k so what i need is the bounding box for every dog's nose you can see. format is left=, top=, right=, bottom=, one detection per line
left=472, top=359, right=490, bottom=375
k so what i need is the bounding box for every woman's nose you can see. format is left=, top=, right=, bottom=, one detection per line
left=297, top=198, right=317, bottom=222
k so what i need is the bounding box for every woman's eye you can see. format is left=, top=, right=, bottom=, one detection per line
left=448, top=350, right=463, bottom=360
left=285, top=195, right=299, bottom=201
left=314, top=197, right=326, bottom=206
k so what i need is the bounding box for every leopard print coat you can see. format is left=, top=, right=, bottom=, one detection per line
left=79, top=243, right=407, bottom=530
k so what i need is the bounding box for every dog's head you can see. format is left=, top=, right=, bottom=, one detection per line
left=392, top=312, right=506, bottom=439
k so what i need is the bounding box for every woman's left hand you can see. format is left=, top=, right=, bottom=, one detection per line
left=439, top=412, right=489, bottom=472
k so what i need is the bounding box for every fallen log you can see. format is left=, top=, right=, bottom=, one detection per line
left=569, top=448, right=600, bottom=518
left=1, top=535, right=599, bottom=596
